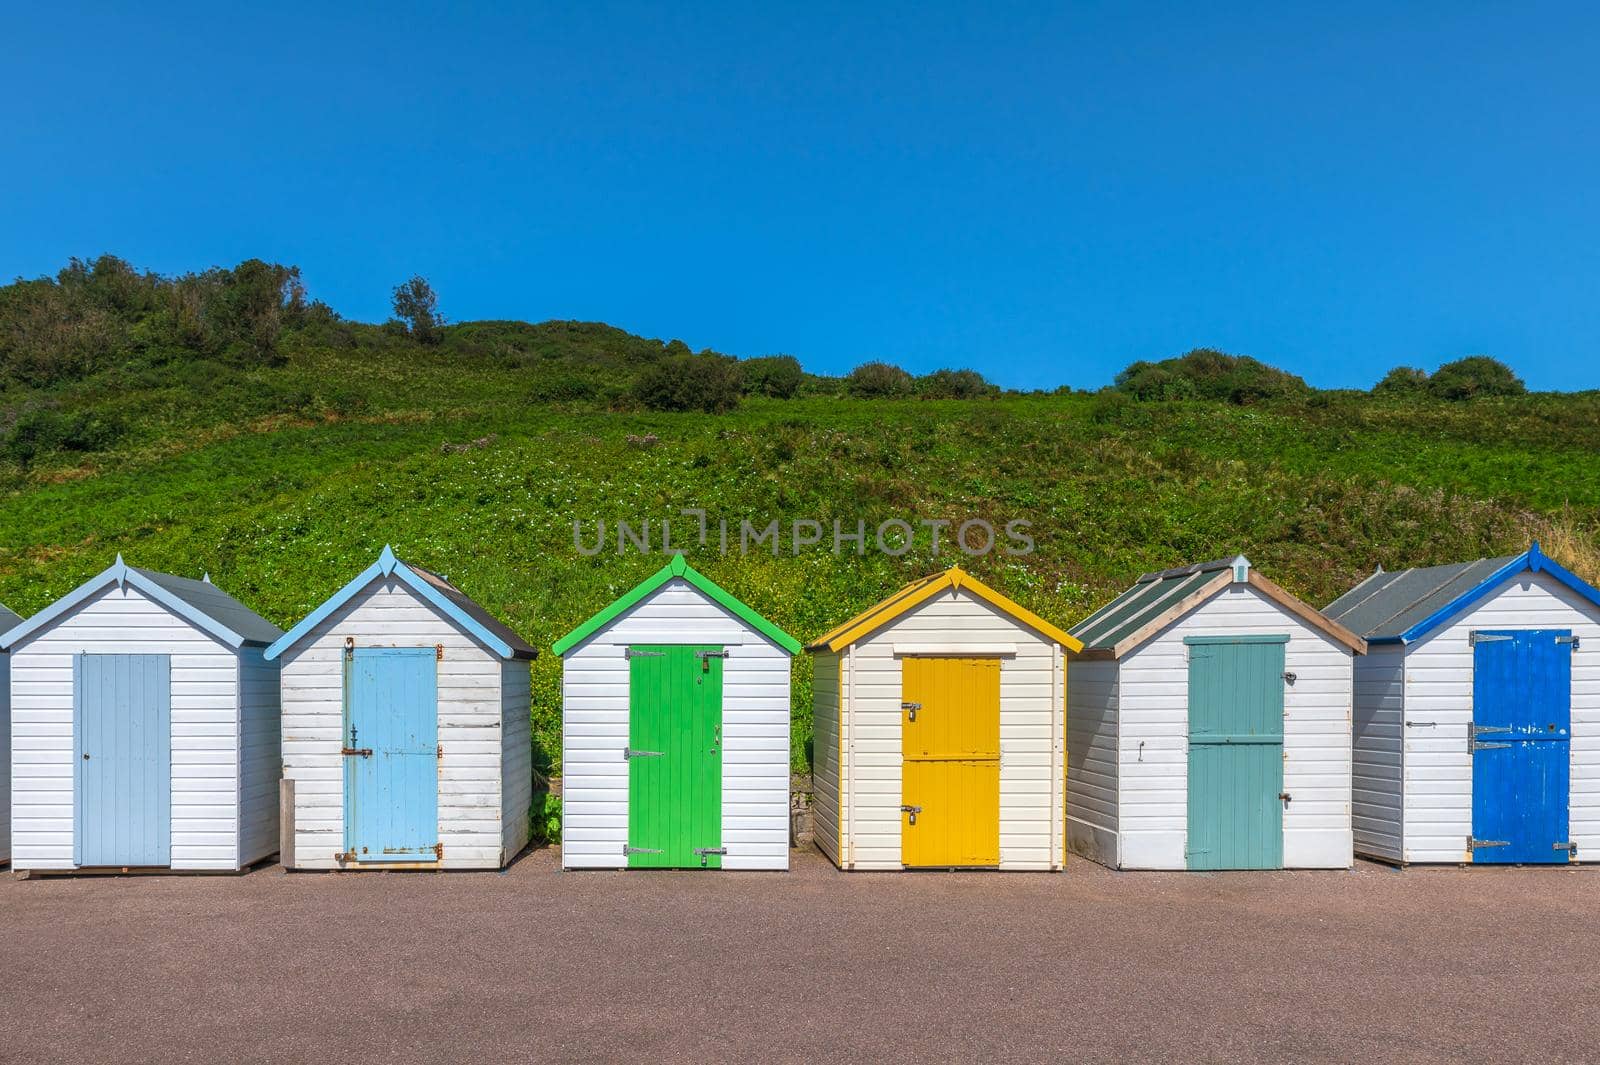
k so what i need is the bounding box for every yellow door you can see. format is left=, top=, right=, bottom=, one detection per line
left=900, top=656, right=1001, bottom=867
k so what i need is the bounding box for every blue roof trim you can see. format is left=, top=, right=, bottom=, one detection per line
left=1394, top=543, right=1600, bottom=643
left=0, top=555, right=252, bottom=650
left=265, top=545, right=517, bottom=661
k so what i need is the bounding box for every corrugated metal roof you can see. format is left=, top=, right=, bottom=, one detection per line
left=132, top=567, right=283, bottom=646
left=1071, top=557, right=1238, bottom=652
left=1323, top=555, right=1520, bottom=640
left=406, top=562, right=540, bottom=658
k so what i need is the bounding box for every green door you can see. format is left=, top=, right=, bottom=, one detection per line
left=626, top=645, right=724, bottom=868
left=1185, top=635, right=1286, bottom=871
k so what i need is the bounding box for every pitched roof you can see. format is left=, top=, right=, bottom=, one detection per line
left=1323, top=542, right=1600, bottom=644
left=0, top=556, right=281, bottom=650
left=0, top=602, right=21, bottom=635
left=1071, top=555, right=1365, bottom=658
left=806, top=567, right=1081, bottom=654
left=265, top=546, right=537, bottom=661
left=552, top=555, right=801, bottom=657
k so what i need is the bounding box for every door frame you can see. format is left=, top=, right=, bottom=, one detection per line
left=73, top=652, right=173, bottom=868
left=341, top=645, right=441, bottom=864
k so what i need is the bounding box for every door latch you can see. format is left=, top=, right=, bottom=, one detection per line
left=1282, top=671, right=1297, bottom=684
left=623, top=747, right=663, bottom=759
left=1554, top=842, right=1578, bottom=854
left=1278, top=792, right=1291, bottom=803
left=1557, top=635, right=1580, bottom=648
left=693, top=846, right=728, bottom=867
left=901, top=804, right=922, bottom=825
left=340, top=747, right=373, bottom=758
left=902, top=701, right=921, bottom=722
left=710, top=724, right=721, bottom=754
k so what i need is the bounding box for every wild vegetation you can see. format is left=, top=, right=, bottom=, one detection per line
left=0, top=255, right=1593, bottom=776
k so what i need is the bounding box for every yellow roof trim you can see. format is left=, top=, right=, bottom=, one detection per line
left=805, top=567, right=1083, bottom=654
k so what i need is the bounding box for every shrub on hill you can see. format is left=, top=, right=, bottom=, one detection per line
left=1374, top=366, right=1430, bottom=394
left=632, top=352, right=743, bottom=413
left=4, top=406, right=124, bottom=465
left=1113, top=348, right=1308, bottom=404
left=1427, top=356, right=1526, bottom=400
left=916, top=368, right=999, bottom=399
left=741, top=355, right=804, bottom=398
left=846, top=361, right=915, bottom=398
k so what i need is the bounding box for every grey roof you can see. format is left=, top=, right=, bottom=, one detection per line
left=0, top=602, right=21, bottom=632
left=1322, top=555, right=1519, bottom=641
left=406, top=562, right=539, bottom=659
left=132, top=567, right=284, bottom=646
left=1071, top=557, right=1239, bottom=652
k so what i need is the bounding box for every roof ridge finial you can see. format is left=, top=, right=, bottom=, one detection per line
left=378, top=544, right=399, bottom=575
left=202, top=572, right=212, bottom=584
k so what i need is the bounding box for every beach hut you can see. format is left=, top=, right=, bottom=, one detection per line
left=0, top=602, right=22, bottom=864
left=1324, top=543, right=1600, bottom=864
left=554, top=556, right=800, bottom=870
left=265, top=547, right=536, bottom=870
left=1, top=558, right=281, bottom=873
left=1067, top=556, right=1366, bottom=871
left=808, top=566, right=1081, bottom=871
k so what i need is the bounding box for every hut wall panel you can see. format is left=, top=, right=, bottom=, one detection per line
left=9, top=584, right=242, bottom=870
left=0, top=655, right=9, bottom=862
left=1118, top=583, right=1354, bottom=870
left=238, top=646, right=282, bottom=866
left=1402, top=571, right=1600, bottom=863
left=500, top=659, right=533, bottom=863
left=561, top=579, right=792, bottom=870
left=810, top=650, right=841, bottom=865
left=278, top=577, right=506, bottom=870
left=1066, top=657, right=1120, bottom=867
left=1351, top=643, right=1404, bottom=862
left=838, top=588, right=1062, bottom=872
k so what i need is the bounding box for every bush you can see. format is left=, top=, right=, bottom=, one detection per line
left=528, top=372, right=602, bottom=403
left=1374, top=366, right=1430, bottom=394
left=1089, top=389, right=1152, bottom=427
left=1427, top=356, right=1525, bottom=401
left=633, top=352, right=743, bottom=413
left=916, top=368, right=999, bottom=399
left=845, top=361, right=914, bottom=398
left=5, top=407, right=124, bottom=465
left=1114, top=348, right=1307, bottom=403
left=741, top=355, right=804, bottom=398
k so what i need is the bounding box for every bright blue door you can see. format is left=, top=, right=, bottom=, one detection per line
left=1471, top=630, right=1572, bottom=864
left=344, top=648, right=438, bottom=862
left=75, top=654, right=171, bottom=867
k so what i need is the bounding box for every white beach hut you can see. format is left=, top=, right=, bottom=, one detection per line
left=1067, top=556, right=1366, bottom=871
left=1325, top=543, right=1600, bottom=865
left=808, top=566, right=1082, bottom=871
left=1, top=558, right=282, bottom=873
left=265, top=546, right=537, bottom=870
left=554, top=556, right=800, bottom=871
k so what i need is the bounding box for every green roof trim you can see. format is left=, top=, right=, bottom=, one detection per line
left=551, top=555, right=801, bottom=657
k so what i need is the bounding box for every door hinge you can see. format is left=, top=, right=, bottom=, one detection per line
left=623, top=746, right=663, bottom=759
left=624, top=648, right=665, bottom=658
left=623, top=844, right=663, bottom=855
left=1468, top=836, right=1509, bottom=849
left=433, top=842, right=444, bottom=861
left=902, top=700, right=921, bottom=722
left=1557, top=635, right=1580, bottom=648
left=1470, top=722, right=1511, bottom=751
left=696, top=650, right=730, bottom=659
left=340, top=747, right=374, bottom=758
left=693, top=846, right=728, bottom=867
left=1469, top=632, right=1513, bottom=645
left=435, top=643, right=444, bottom=661
left=901, top=804, right=922, bottom=825
left=436, top=743, right=444, bottom=759
left=1554, top=842, right=1578, bottom=854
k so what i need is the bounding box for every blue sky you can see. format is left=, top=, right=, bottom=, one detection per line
left=3, top=2, right=1596, bottom=390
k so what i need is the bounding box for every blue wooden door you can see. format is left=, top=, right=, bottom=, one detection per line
left=1185, top=636, right=1286, bottom=870
left=1471, top=630, right=1572, bottom=863
left=344, top=648, right=439, bottom=862
left=75, top=654, right=171, bottom=867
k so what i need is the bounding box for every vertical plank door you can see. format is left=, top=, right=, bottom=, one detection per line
left=344, top=647, right=439, bottom=862
left=75, top=654, right=172, bottom=867
left=900, top=656, right=1001, bottom=868
left=627, top=645, right=724, bottom=868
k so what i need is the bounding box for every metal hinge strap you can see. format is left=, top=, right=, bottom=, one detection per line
left=623, top=746, right=663, bottom=759
left=623, top=844, right=663, bottom=855
left=1470, top=632, right=1513, bottom=645
left=696, top=650, right=730, bottom=659
left=1557, top=635, right=1580, bottom=647
left=624, top=648, right=665, bottom=658
left=1468, top=837, right=1509, bottom=849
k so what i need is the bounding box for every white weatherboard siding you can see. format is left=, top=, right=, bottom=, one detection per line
left=1, top=656, right=10, bottom=862
left=10, top=584, right=244, bottom=871
left=1065, top=657, right=1119, bottom=867
left=501, top=659, right=533, bottom=860
left=1117, top=583, right=1354, bottom=870
left=561, top=578, right=792, bottom=870
left=1351, top=644, right=1405, bottom=862
left=238, top=647, right=283, bottom=865
left=279, top=577, right=515, bottom=870
left=834, top=588, right=1065, bottom=871
left=810, top=650, right=840, bottom=864
left=1400, top=571, right=1600, bottom=863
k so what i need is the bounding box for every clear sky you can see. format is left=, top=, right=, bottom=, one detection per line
left=3, top=2, right=1596, bottom=391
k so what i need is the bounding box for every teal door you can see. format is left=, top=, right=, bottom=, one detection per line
left=75, top=654, right=171, bottom=867
left=344, top=648, right=439, bottom=862
left=1185, top=635, right=1286, bottom=871
left=626, top=645, right=724, bottom=868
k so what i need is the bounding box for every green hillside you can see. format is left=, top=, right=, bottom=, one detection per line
left=1, top=256, right=1597, bottom=776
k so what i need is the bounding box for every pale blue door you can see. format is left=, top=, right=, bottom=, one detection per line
left=344, top=648, right=439, bottom=862
left=75, top=654, right=171, bottom=867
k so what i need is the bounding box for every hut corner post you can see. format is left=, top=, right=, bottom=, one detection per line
left=279, top=777, right=296, bottom=870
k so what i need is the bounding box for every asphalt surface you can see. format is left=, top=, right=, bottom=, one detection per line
left=2, top=849, right=1596, bottom=1064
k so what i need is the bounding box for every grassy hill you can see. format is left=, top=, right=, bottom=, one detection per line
left=1, top=258, right=1597, bottom=776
